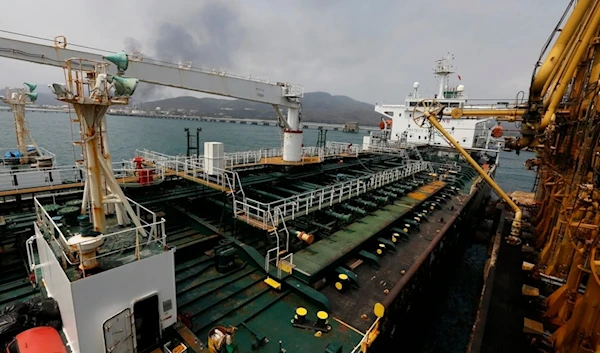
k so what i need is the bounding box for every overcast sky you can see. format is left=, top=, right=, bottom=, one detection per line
left=0, top=0, right=567, bottom=104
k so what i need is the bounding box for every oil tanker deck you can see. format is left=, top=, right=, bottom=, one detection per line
left=0, top=35, right=503, bottom=353
left=0, top=140, right=496, bottom=352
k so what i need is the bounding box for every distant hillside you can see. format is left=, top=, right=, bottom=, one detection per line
left=140, top=92, right=382, bottom=125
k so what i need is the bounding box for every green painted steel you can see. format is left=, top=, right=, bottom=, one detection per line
left=291, top=181, right=444, bottom=283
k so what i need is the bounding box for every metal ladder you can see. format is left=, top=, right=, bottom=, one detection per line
left=264, top=207, right=292, bottom=279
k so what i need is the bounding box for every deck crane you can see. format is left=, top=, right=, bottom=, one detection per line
left=413, top=1, right=600, bottom=352
left=0, top=33, right=304, bottom=233
left=1, top=82, right=42, bottom=165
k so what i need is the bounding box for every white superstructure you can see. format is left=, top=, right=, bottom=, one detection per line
left=370, top=53, right=503, bottom=150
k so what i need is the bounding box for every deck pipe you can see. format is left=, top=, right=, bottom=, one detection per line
left=394, top=183, right=414, bottom=191
left=366, top=194, right=389, bottom=204
left=250, top=188, right=283, bottom=200
left=324, top=210, right=352, bottom=222
left=207, top=198, right=232, bottom=210
left=340, top=204, right=367, bottom=216
left=288, top=228, right=315, bottom=244
left=354, top=199, right=378, bottom=208
left=271, top=186, right=302, bottom=195
left=293, top=183, right=318, bottom=192
left=375, top=189, right=397, bottom=198
left=384, top=186, right=405, bottom=195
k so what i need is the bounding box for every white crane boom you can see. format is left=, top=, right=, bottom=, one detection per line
left=0, top=36, right=302, bottom=108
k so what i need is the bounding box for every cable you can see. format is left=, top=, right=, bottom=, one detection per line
left=530, top=0, right=576, bottom=86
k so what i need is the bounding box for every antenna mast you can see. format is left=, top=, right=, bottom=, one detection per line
left=434, top=53, right=455, bottom=99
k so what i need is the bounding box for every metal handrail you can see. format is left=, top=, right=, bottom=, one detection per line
left=235, top=160, right=430, bottom=226
left=33, top=192, right=168, bottom=280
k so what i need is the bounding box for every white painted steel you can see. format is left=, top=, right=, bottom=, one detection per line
left=0, top=36, right=301, bottom=108
left=282, top=132, right=302, bottom=162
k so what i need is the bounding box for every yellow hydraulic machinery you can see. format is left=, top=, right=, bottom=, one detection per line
left=418, top=1, right=600, bottom=351
left=411, top=99, right=522, bottom=237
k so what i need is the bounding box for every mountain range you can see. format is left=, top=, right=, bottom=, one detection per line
left=1, top=90, right=383, bottom=125
left=139, top=92, right=382, bottom=125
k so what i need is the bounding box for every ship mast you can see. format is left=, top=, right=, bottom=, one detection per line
left=46, top=54, right=144, bottom=233
left=434, top=53, right=455, bottom=99
left=1, top=83, right=39, bottom=164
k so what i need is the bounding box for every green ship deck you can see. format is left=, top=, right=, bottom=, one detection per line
left=0, top=147, right=491, bottom=353
left=292, top=181, right=446, bottom=282
left=175, top=255, right=363, bottom=353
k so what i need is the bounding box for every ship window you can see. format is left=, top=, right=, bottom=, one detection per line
left=408, top=124, right=410, bottom=128
left=418, top=136, right=421, bottom=139
left=409, top=114, right=412, bottom=117
left=410, top=135, right=413, bottom=138
left=409, top=102, right=418, bottom=107
left=463, top=139, right=467, bottom=143
left=451, top=127, right=455, bottom=131
left=384, top=111, right=394, bottom=116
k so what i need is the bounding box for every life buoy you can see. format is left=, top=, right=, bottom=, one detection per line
left=491, top=126, right=503, bottom=138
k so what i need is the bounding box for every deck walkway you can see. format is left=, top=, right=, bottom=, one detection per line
left=292, top=180, right=446, bottom=282
left=0, top=172, right=174, bottom=198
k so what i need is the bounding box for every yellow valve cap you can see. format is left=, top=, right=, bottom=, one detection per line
left=376, top=249, right=383, bottom=255
left=335, top=282, right=343, bottom=291
left=338, top=273, right=349, bottom=281
left=296, top=307, right=307, bottom=316
left=374, top=303, right=385, bottom=318
left=392, top=237, right=397, bottom=243
left=403, top=228, right=408, bottom=233
left=317, top=311, right=329, bottom=320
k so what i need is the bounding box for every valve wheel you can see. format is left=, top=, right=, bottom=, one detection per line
left=412, top=99, right=442, bottom=128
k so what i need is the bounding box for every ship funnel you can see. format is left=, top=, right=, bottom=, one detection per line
left=26, top=92, right=38, bottom=102
left=103, top=51, right=129, bottom=73
left=23, top=82, right=37, bottom=92
left=112, top=76, right=139, bottom=97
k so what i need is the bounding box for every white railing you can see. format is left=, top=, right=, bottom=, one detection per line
left=0, top=165, right=85, bottom=193
left=111, top=161, right=165, bottom=184
left=234, top=160, right=430, bottom=227
left=138, top=144, right=367, bottom=174
left=366, top=145, right=410, bottom=156
left=0, top=160, right=167, bottom=194
left=325, top=141, right=362, bottom=156
left=33, top=192, right=167, bottom=280
left=137, top=149, right=240, bottom=191
left=224, top=148, right=283, bottom=168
